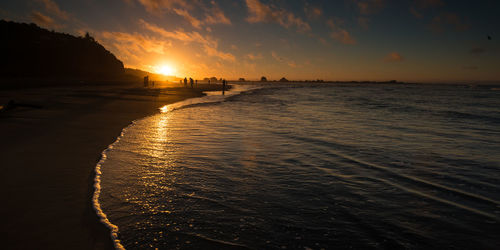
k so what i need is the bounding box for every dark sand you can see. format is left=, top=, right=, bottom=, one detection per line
left=0, top=82, right=223, bottom=249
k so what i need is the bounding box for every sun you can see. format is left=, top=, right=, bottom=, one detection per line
left=155, top=64, right=176, bottom=76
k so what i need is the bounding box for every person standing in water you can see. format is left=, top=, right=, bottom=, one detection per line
left=184, top=77, right=187, bottom=87
left=222, top=79, right=226, bottom=95
left=190, top=78, right=194, bottom=88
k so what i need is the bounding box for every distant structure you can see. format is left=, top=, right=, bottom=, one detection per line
left=279, top=77, right=288, bottom=82
left=209, top=77, right=218, bottom=83
left=261, top=76, right=268, bottom=82
left=239, top=78, right=246, bottom=81
left=143, top=75, right=149, bottom=87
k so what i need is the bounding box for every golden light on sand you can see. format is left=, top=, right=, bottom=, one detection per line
left=155, top=64, right=176, bottom=76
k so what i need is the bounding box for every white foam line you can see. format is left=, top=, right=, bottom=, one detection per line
left=91, top=84, right=264, bottom=249
left=92, top=128, right=129, bottom=250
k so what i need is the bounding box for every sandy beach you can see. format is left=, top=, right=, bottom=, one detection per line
left=0, top=81, right=223, bottom=249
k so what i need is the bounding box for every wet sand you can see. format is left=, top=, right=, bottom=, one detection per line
left=0, top=82, right=222, bottom=249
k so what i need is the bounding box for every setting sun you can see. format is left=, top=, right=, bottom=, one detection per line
left=155, top=64, right=176, bottom=76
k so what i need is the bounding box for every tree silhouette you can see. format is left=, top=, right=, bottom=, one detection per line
left=0, top=20, right=124, bottom=80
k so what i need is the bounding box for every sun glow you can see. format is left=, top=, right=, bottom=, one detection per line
left=155, top=64, right=176, bottom=76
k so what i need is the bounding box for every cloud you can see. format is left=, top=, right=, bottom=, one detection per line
left=30, top=0, right=73, bottom=29
left=203, top=44, right=235, bottom=61
left=327, top=19, right=356, bottom=45
left=205, top=2, right=231, bottom=25
left=352, top=0, right=384, bottom=28
left=358, top=17, right=370, bottom=29
left=245, top=0, right=311, bottom=32
left=135, top=0, right=230, bottom=28
left=271, top=51, right=297, bottom=68
left=410, top=0, right=444, bottom=19
left=139, top=19, right=235, bottom=61
left=30, top=11, right=56, bottom=27
left=305, top=5, right=322, bottom=20
left=384, top=52, right=404, bottom=62
left=430, top=12, right=470, bottom=32
left=135, top=0, right=188, bottom=13
left=173, top=8, right=203, bottom=29
left=36, top=0, right=70, bottom=20
left=96, top=30, right=172, bottom=68
left=414, top=0, right=444, bottom=9
left=470, top=47, right=486, bottom=55
left=463, top=66, right=478, bottom=70
left=246, top=53, right=263, bottom=60
left=356, top=0, right=385, bottom=15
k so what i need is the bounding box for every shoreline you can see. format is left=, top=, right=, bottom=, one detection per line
left=0, top=82, right=224, bottom=249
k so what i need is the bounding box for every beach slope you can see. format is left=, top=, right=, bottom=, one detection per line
left=0, top=82, right=219, bottom=249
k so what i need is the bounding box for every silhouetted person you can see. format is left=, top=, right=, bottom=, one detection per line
left=190, top=78, right=194, bottom=88
left=184, top=77, right=188, bottom=87
left=144, top=76, right=149, bottom=87
left=208, top=79, right=211, bottom=84
left=222, top=79, right=226, bottom=95
left=195, top=80, right=198, bottom=86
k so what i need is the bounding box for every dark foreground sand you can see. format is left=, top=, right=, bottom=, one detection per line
left=0, top=82, right=223, bottom=249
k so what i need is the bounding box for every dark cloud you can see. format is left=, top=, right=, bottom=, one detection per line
left=384, top=52, right=404, bottom=62
left=463, top=66, right=478, bottom=70
left=470, top=47, right=486, bottom=55
left=430, top=12, right=470, bottom=32
left=36, top=0, right=70, bottom=20
left=414, top=0, right=444, bottom=9
left=356, top=0, right=385, bottom=15
left=304, top=4, right=322, bottom=20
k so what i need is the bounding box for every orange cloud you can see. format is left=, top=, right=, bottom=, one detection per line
left=245, top=0, right=310, bottom=32
left=331, top=29, right=356, bottom=45
left=173, top=8, right=203, bottom=29
left=139, top=19, right=235, bottom=61
left=246, top=53, right=263, bottom=60
left=135, top=0, right=230, bottom=29
left=203, top=44, right=235, bottom=61
left=327, top=19, right=356, bottom=45
left=384, top=52, right=404, bottom=62
left=136, top=0, right=188, bottom=13
left=36, top=0, right=70, bottom=20
left=30, top=11, right=56, bottom=27
left=205, top=2, right=231, bottom=25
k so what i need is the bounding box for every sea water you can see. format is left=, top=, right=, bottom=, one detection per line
left=97, top=83, right=500, bottom=249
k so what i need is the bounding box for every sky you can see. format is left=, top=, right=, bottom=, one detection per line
left=1, top=0, right=499, bottom=82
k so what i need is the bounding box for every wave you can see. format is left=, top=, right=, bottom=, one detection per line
left=91, top=84, right=263, bottom=249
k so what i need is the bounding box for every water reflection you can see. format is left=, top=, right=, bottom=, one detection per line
left=100, top=84, right=500, bottom=249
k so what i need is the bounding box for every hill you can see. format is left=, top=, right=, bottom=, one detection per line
left=0, top=20, right=124, bottom=80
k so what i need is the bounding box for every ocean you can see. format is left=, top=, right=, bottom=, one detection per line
left=95, top=83, right=500, bottom=249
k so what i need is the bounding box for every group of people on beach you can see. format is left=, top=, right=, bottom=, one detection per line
left=181, top=77, right=228, bottom=94
left=182, top=77, right=197, bottom=88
